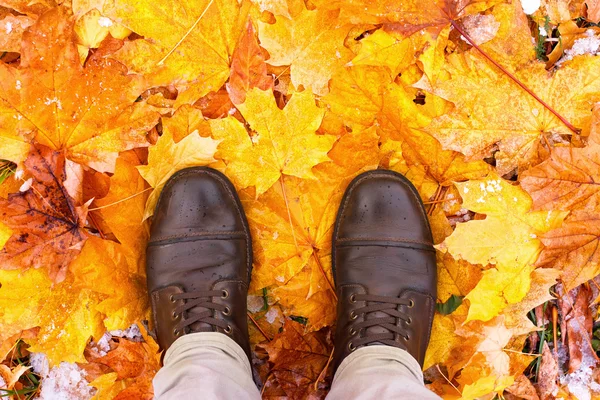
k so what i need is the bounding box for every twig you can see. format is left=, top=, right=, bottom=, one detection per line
left=247, top=312, right=272, bottom=342
left=313, top=347, right=334, bottom=391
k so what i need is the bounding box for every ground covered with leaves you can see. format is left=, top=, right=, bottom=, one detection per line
left=2, top=0, right=600, bottom=398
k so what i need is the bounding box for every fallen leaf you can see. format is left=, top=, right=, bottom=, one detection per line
left=103, top=0, right=250, bottom=105
left=137, top=121, right=220, bottom=219
left=226, top=20, right=273, bottom=104
left=0, top=146, right=89, bottom=283
left=258, top=320, right=331, bottom=399
left=257, top=4, right=353, bottom=95
left=211, top=88, right=334, bottom=195
left=438, top=173, right=567, bottom=321
left=0, top=8, right=159, bottom=172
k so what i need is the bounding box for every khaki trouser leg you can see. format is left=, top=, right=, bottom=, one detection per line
left=153, top=333, right=440, bottom=400
left=326, top=346, right=441, bottom=400
left=153, top=333, right=261, bottom=400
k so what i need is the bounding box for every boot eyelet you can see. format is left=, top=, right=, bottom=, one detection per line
left=224, top=325, right=232, bottom=334
left=408, top=299, right=415, bottom=308
left=169, top=294, right=176, bottom=303
left=406, top=317, right=412, bottom=324
left=349, top=328, right=357, bottom=336
left=348, top=342, right=356, bottom=351
left=403, top=334, right=410, bottom=341
left=223, top=306, right=231, bottom=316
left=349, top=294, right=356, bottom=304
left=221, top=290, right=229, bottom=299
left=350, top=311, right=358, bottom=320
left=172, top=310, right=178, bottom=319
left=172, top=328, right=180, bottom=336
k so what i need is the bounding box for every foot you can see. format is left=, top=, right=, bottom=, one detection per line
left=331, top=170, right=436, bottom=372
left=146, top=167, right=252, bottom=361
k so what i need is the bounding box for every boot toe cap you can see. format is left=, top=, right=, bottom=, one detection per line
left=336, top=170, right=433, bottom=244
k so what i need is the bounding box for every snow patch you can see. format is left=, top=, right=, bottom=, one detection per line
left=110, top=324, right=142, bottom=341
left=265, top=308, right=280, bottom=324
left=520, top=0, right=541, bottom=14
left=19, top=178, right=32, bottom=192
left=460, top=14, right=500, bottom=45
left=247, top=295, right=265, bottom=313
left=5, top=22, right=12, bottom=34
left=15, top=80, right=21, bottom=90
left=31, top=353, right=94, bottom=400
left=97, top=17, right=113, bottom=27
left=275, top=275, right=285, bottom=283
left=557, top=30, right=600, bottom=66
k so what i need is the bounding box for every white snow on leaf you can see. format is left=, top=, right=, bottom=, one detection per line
left=110, top=323, right=142, bottom=341
left=460, top=14, right=500, bottom=45
left=520, top=0, right=540, bottom=14
left=5, top=22, right=12, bottom=34
left=97, top=17, right=113, bottom=27
left=556, top=30, right=600, bottom=67
left=19, top=178, right=32, bottom=192
left=247, top=295, right=265, bottom=313
left=265, top=308, right=281, bottom=324
left=31, top=353, right=95, bottom=400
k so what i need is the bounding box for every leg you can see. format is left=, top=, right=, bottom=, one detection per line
left=146, top=167, right=259, bottom=399
left=153, top=333, right=260, bottom=399
left=328, top=170, right=440, bottom=399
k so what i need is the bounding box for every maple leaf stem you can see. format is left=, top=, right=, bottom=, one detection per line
left=157, top=0, right=215, bottom=66
left=279, top=176, right=299, bottom=251
left=87, top=212, right=106, bottom=239
left=311, top=249, right=338, bottom=301
left=247, top=312, right=272, bottom=342
left=87, top=187, right=153, bottom=211
left=436, top=365, right=461, bottom=395
left=313, top=347, right=334, bottom=391
left=450, top=20, right=581, bottom=135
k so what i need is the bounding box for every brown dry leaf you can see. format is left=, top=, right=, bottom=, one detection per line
left=0, top=8, right=159, bottom=172
left=505, top=374, right=540, bottom=400
left=0, top=146, right=88, bottom=283
left=227, top=19, right=273, bottom=104
left=558, top=284, right=599, bottom=373
left=258, top=320, right=331, bottom=399
left=87, top=334, right=161, bottom=400
left=537, top=342, right=559, bottom=400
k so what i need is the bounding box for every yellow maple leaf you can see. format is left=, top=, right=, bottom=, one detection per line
left=210, top=88, right=335, bottom=195
left=0, top=8, right=159, bottom=172
left=257, top=5, right=353, bottom=95
left=137, top=121, right=220, bottom=219
left=438, top=173, right=567, bottom=321
left=103, top=0, right=250, bottom=105
left=70, top=237, right=148, bottom=331
left=424, top=51, right=600, bottom=173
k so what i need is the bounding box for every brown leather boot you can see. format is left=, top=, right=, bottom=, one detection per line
left=146, top=167, right=252, bottom=362
left=331, top=170, right=436, bottom=372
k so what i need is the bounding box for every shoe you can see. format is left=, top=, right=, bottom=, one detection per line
left=331, top=170, right=436, bottom=372
left=146, top=167, right=252, bottom=361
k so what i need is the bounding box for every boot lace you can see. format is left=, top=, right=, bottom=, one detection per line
left=171, top=290, right=231, bottom=335
left=347, top=294, right=413, bottom=351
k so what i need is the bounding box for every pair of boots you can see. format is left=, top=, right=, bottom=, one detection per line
left=146, top=167, right=436, bottom=377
